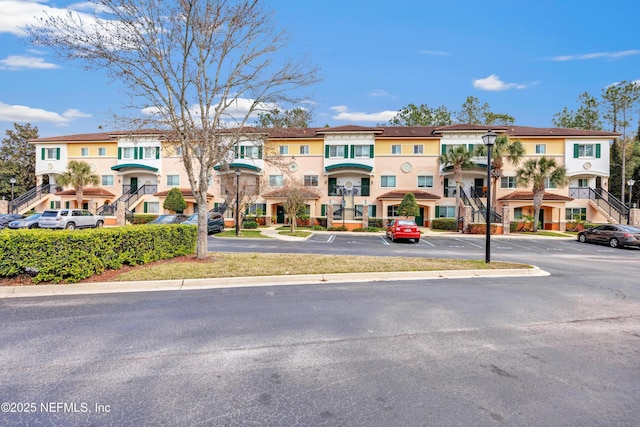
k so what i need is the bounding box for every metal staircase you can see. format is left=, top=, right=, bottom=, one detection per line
left=9, top=184, right=54, bottom=214
left=586, top=187, right=628, bottom=224
left=461, top=187, right=502, bottom=223
left=97, top=184, right=157, bottom=216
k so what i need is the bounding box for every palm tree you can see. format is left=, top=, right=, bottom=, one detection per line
left=56, top=160, right=100, bottom=208
left=475, top=135, right=525, bottom=207
left=438, top=145, right=475, bottom=222
left=516, top=157, right=568, bottom=232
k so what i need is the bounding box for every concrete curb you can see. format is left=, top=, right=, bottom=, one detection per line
left=0, top=267, right=549, bottom=299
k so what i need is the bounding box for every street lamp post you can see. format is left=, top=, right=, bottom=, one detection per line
left=235, top=169, right=241, bottom=236
left=481, top=130, right=497, bottom=263
left=9, top=177, right=16, bottom=213
left=627, top=179, right=636, bottom=225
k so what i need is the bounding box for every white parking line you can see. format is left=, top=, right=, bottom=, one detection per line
left=327, top=234, right=336, bottom=244
left=454, top=238, right=482, bottom=248
left=421, top=239, right=435, bottom=247
left=380, top=236, right=390, bottom=245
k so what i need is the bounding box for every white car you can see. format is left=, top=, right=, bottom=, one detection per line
left=38, top=209, right=105, bottom=230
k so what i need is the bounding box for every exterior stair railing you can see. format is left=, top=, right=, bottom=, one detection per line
left=9, top=183, right=54, bottom=214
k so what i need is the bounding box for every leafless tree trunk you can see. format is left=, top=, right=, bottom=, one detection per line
left=28, top=0, right=319, bottom=258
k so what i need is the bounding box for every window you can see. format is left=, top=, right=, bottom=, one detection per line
left=175, top=146, right=183, bottom=156
left=417, top=175, right=433, bottom=188
left=279, top=145, right=289, bottom=155
left=544, top=178, right=558, bottom=189
left=413, top=144, right=424, bottom=155
left=299, top=145, right=309, bottom=155
left=167, top=175, right=179, bottom=186
left=535, top=144, right=546, bottom=154
left=98, top=147, right=106, bottom=157
left=574, top=143, right=600, bottom=158
left=143, top=147, right=157, bottom=159
left=45, top=148, right=59, bottom=160
left=269, top=175, right=284, bottom=187
left=566, top=207, right=586, bottom=221
left=101, top=175, right=114, bottom=186
left=328, top=145, right=345, bottom=158
left=500, top=176, right=516, bottom=188
left=248, top=203, right=267, bottom=215
left=381, top=175, right=396, bottom=188
left=353, top=145, right=370, bottom=158
left=304, top=175, right=318, bottom=187
left=146, top=202, right=160, bottom=213
left=387, top=206, right=400, bottom=217
left=121, top=147, right=135, bottom=159
left=578, top=178, right=589, bottom=187
left=436, top=206, right=455, bottom=218
left=244, top=146, right=260, bottom=159
left=81, top=147, right=89, bottom=157
left=514, top=207, right=523, bottom=220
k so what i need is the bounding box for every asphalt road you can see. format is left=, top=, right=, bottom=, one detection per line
left=0, top=234, right=638, bottom=426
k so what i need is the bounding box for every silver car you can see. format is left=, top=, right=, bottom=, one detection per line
left=38, top=209, right=105, bottom=230
left=7, top=213, right=42, bottom=229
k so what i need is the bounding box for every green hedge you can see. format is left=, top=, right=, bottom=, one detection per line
left=431, top=218, right=457, bottom=230
left=0, top=225, right=197, bottom=284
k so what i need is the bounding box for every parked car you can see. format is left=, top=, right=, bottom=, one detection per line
left=38, top=209, right=105, bottom=230
left=7, top=213, right=42, bottom=229
left=386, top=219, right=421, bottom=243
left=0, top=213, right=25, bottom=228
left=577, top=224, right=640, bottom=248
left=149, top=214, right=189, bottom=225
left=182, top=212, right=225, bottom=234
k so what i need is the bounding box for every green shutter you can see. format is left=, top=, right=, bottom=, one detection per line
left=573, top=144, right=579, bottom=158
left=468, top=144, right=474, bottom=153
left=595, top=143, right=601, bottom=158
left=118, top=148, right=122, bottom=159
left=350, top=145, right=355, bottom=158
left=370, top=144, right=375, bottom=158
left=41, top=148, right=45, bottom=160
left=156, top=147, right=160, bottom=159
left=50, top=201, right=54, bottom=209
left=133, top=147, right=138, bottom=160
left=321, top=204, right=326, bottom=216
left=234, top=145, right=239, bottom=159
left=435, top=206, right=440, bottom=218
left=441, top=145, right=447, bottom=155
left=344, top=145, right=349, bottom=158
left=371, top=205, right=376, bottom=217
left=258, top=147, right=263, bottom=159
left=56, top=148, right=60, bottom=160
left=325, top=145, right=329, bottom=158
left=139, top=147, right=143, bottom=159
left=144, top=202, right=148, bottom=213
left=240, top=146, right=245, bottom=159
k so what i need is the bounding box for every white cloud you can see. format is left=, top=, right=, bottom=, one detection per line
left=549, top=50, right=640, bottom=61
left=473, top=74, right=529, bottom=91
left=0, top=54, right=59, bottom=70
left=0, top=0, right=65, bottom=36
left=369, top=89, right=393, bottom=98
left=0, top=101, right=90, bottom=125
left=330, top=106, right=397, bottom=123
left=141, top=97, right=278, bottom=122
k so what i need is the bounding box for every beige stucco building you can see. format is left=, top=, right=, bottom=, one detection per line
left=19, top=124, right=621, bottom=231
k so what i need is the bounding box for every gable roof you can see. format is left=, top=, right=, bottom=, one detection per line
left=498, top=191, right=574, bottom=201
left=377, top=190, right=441, bottom=200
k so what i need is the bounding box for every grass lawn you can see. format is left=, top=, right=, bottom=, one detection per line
left=216, top=229, right=271, bottom=238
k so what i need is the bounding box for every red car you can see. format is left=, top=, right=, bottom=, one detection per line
left=386, top=219, right=421, bottom=243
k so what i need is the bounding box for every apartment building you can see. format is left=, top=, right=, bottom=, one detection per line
left=23, top=124, right=620, bottom=231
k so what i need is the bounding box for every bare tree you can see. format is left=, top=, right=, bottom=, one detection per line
left=28, top=0, right=319, bottom=258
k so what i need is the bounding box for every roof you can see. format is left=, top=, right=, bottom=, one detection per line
left=498, top=191, right=574, bottom=202
left=377, top=190, right=441, bottom=200
left=111, top=163, right=159, bottom=172
left=29, top=124, right=620, bottom=143
left=55, top=187, right=116, bottom=197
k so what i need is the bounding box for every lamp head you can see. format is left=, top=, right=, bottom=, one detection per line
left=481, top=130, right=497, bottom=147
left=235, top=169, right=241, bottom=177
left=10, top=177, right=16, bottom=184
left=628, top=179, right=636, bottom=187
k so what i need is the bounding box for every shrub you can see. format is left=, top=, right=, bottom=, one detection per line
left=368, top=218, right=384, bottom=228
left=132, top=214, right=157, bottom=225
left=311, top=225, right=325, bottom=231
left=0, top=225, right=196, bottom=284
left=327, top=226, right=347, bottom=231
left=431, top=218, right=457, bottom=230
left=242, top=220, right=259, bottom=229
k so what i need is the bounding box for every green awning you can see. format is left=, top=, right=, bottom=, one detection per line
left=214, top=163, right=261, bottom=172
left=111, top=163, right=158, bottom=172
left=325, top=163, right=373, bottom=172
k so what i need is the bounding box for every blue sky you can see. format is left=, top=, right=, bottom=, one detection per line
left=1, top=0, right=640, bottom=137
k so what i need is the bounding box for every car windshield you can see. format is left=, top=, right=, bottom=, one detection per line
left=155, top=216, right=176, bottom=223
left=397, top=220, right=416, bottom=226
left=187, top=214, right=198, bottom=221
left=41, top=211, right=59, bottom=217
left=619, top=225, right=640, bottom=232
left=25, top=214, right=41, bottom=220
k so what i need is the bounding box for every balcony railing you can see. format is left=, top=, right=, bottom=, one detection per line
left=328, top=184, right=369, bottom=197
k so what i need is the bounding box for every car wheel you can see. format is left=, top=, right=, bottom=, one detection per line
left=578, top=234, right=587, bottom=243
left=29, top=224, right=37, bottom=229
left=609, top=238, right=620, bottom=248
left=95, top=220, right=104, bottom=228
left=65, top=222, right=76, bottom=230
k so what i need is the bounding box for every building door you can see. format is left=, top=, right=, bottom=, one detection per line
left=130, top=177, right=138, bottom=194
left=474, top=178, right=484, bottom=193
left=276, top=205, right=285, bottom=224
left=444, top=178, right=449, bottom=197
left=538, top=209, right=545, bottom=230
left=415, top=207, right=424, bottom=227
left=361, top=177, right=370, bottom=196
left=328, top=178, right=337, bottom=196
